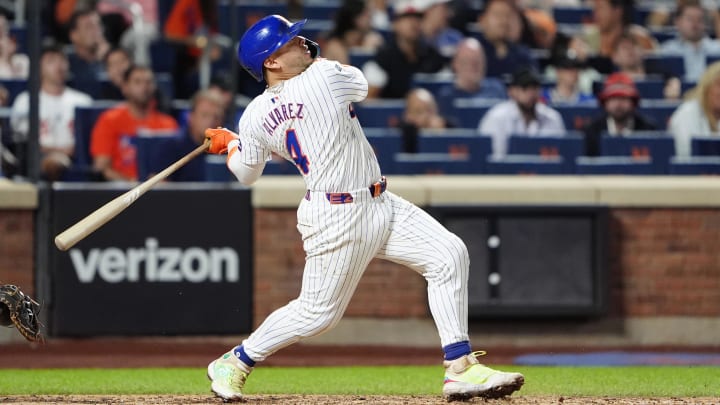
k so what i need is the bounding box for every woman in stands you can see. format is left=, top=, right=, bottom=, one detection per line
left=668, top=61, right=720, bottom=157
left=323, top=0, right=384, bottom=66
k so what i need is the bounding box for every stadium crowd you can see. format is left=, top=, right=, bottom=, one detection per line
left=2, top=0, right=720, bottom=181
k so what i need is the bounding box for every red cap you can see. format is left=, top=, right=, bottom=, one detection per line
left=599, top=72, right=640, bottom=103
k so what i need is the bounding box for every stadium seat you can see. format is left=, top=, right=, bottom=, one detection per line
left=0, top=79, right=27, bottom=105
left=301, top=1, right=341, bottom=20
left=507, top=133, right=584, bottom=172
left=411, top=72, right=454, bottom=97
left=691, top=137, right=720, bottom=156
left=217, top=1, right=288, bottom=35
left=551, top=6, right=593, bottom=24
left=72, top=102, right=118, bottom=168
left=575, top=156, right=657, bottom=175
left=599, top=132, right=675, bottom=174
left=669, top=156, right=720, bottom=175
left=643, top=55, right=685, bottom=78
left=553, top=103, right=600, bottom=131
left=205, top=154, right=234, bottom=182
left=637, top=100, right=681, bottom=130
left=486, top=154, right=567, bottom=175
left=452, top=98, right=497, bottom=128
left=354, top=100, right=405, bottom=128
left=132, top=130, right=182, bottom=181
left=416, top=129, right=492, bottom=165
left=149, top=39, right=178, bottom=74
left=393, top=152, right=476, bottom=174
left=364, top=127, right=403, bottom=174
left=349, top=49, right=375, bottom=69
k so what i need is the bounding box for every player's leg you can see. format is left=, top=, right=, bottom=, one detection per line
left=209, top=196, right=390, bottom=400
left=375, top=192, right=523, bottom=400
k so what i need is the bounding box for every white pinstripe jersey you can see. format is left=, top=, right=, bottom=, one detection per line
left=234, top=59, right=382, bottom=192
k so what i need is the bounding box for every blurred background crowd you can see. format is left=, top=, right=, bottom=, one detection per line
left=2, top=0, right=720, bottom=182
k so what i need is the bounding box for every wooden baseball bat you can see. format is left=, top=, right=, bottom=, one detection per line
left=54, top=139, right=212, bottom=251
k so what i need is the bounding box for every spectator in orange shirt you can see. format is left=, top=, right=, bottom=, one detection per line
left=163, top=0, right=220, bottom=99
left=90, top=65, right=178, bottom=181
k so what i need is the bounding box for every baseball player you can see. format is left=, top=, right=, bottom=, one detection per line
left=204, top=14, right=524, bottom=402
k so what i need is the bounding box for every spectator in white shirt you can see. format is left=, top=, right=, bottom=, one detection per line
left=10, top=44, right=93, bottom=181
left=478, top=67, right=566, bottom=158
left=659, top=0, right=720, bottom=82
left=668, top=60, right=720, bottom=157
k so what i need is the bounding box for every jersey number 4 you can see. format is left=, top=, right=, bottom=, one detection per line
left=285, top=128, right=310, bottom=174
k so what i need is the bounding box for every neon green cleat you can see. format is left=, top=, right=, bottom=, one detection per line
left=207, top=350, right=253, bottom=402
left=442, top=351, right=524, bottom=401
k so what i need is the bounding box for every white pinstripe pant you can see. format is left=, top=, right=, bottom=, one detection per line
left=243, top=190, right=470, bottom=361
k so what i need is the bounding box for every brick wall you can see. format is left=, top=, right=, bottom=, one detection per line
left=609, top=209, right=720, bottom=317
left=254, top=207, right=720, bottom=325
left=2, top=206, right=719, bottom=327
left=0, top=211, right=34, bottom=295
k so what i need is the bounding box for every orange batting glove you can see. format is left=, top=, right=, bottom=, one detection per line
left=204, top=127, right=239, bottom=154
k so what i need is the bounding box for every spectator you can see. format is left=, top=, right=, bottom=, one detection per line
left=10, top=44, right=93, bottom=181
left=542, top=38, right=596, bottom=104
left=436, top=37, right=506, bottom=119
left=163, top=0, right=222, bottom=99
left=363, top=0, right=445, bottom=99
left=543, top=32, right=602, bottom=99
left=521, top=5, right=557, bottom=50
left=574, top=0, right=657, bottom=58
left=323, top=0, right=384, bottom=66
left=474, top=0, right=537, bottom=78
left=478, top=67, right=566, bottom=158
left=582, top=72, right=657, bottom=156
left=668, top=61, right=720, bottom=157
left=97, top=0, right=159, bottom=65
left=207, top=73, right=236, bottom=129
left=90, top=65, right=178, bottom=181
left=659, top=0, right=720, bottom=82
left=0, top=13, right=29, bottom=79
left=612, top=31, right=683, bottom=100
left=419, top=0, right=464, bottom=59
left=149, top=89, right=224, bottom=181
left=400, top=87, right=451, bottom=151
left=100, top=46, right=132, bottom=100
left=67, top=8, right=111, bottom=95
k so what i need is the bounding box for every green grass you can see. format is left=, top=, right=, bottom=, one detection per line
left=0, top=366, right=719, bottom=397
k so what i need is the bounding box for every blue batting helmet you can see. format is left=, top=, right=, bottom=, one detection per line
left=237, top=15, right=307, bottom=82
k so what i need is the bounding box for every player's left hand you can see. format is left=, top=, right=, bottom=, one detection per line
left=205, top=127, right=239, bottom=154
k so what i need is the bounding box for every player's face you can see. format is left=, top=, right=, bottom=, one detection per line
left=270, top=36, right=314, bottom=76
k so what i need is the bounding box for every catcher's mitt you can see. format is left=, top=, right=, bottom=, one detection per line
left=0, top=284, right=43, bottom=342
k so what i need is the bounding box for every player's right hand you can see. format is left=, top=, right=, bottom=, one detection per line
left=205, top=127, right=239, bottom=154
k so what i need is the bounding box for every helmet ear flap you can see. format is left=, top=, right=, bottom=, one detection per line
left=300, top=36, right=321, bottom=58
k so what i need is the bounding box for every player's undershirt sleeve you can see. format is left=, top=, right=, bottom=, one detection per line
left=226, top=114, right=271, bottom=185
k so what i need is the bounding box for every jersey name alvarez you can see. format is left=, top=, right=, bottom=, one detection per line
left=262, top=101, right=305, bottom=136
left=69, top=238, right=240, bottom=283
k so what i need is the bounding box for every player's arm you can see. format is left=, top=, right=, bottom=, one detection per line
left=205, top=127, right=267, bottom=186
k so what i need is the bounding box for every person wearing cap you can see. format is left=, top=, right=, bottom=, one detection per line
left=541, top=42, right=596, bottom=105
left=362, top=0, right=445, bottom=98
left=668, top=61, right=720, bottom=157
left=478, top=67, right=566, bottom=158
left=582, top=72, right=657, bottom=156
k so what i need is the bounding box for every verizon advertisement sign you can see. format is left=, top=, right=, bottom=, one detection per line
left=45, top=184, right=253, bottom=336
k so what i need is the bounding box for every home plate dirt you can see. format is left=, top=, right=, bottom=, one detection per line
left=2, top=396, right=719, bottom=404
